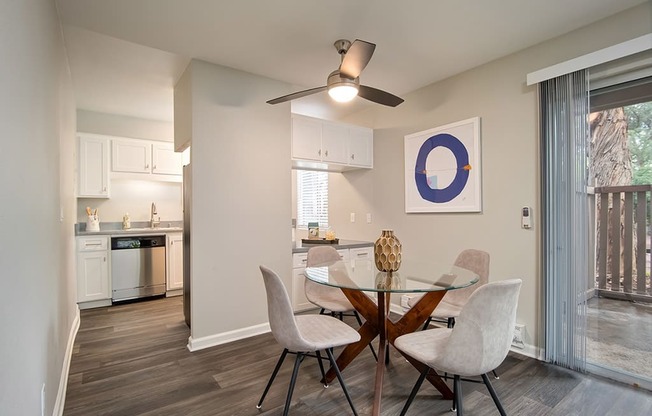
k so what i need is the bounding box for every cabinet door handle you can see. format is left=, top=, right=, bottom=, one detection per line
left=146, top=164, right=150, bottom=169
left=351, top=154, right=355, bottom=160
left=153, top=165, right=157, bottom=169
left=317, top=149, right=321, bottom=156
left=357, top=252, right=366, bottom=257
left=103, top=257, right=106, bottom=262
left=324, top=150, right=329, bottom=157
left=103, top=186, right=107, bottom=192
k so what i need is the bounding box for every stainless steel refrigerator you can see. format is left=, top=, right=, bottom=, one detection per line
left=183, top=163, right=191, bottom=327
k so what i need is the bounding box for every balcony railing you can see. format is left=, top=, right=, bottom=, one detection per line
left=593, top=185, right=652, bottom=302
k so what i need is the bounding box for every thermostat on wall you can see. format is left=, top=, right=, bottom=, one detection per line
left=521, top=206, right=532, bottom=229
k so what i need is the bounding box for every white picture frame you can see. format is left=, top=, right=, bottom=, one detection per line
left=404, top=117, right=482, bottom=213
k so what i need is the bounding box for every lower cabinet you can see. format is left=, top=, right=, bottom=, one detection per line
left=291, top=246, right=371, bottom=312
left=76, top=236, right=111, bottom=304
left=167, top=233, right=183, bottom=291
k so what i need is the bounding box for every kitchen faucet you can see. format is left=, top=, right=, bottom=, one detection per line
left=150, top=202, right=160, bottom=228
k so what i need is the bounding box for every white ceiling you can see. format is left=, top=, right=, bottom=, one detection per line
left=57, top=0, right=647, bottom=122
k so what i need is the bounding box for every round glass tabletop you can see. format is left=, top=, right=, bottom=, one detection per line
left=304, top=258, right=479, bottom=293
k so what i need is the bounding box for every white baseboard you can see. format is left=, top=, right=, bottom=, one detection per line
left=54, top=305, right=80, bottom=416
left=510, top=343, right=543, bottom=360
left=187, top=322, right=271, bottom=352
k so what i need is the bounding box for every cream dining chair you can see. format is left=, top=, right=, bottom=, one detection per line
left=305, top=246, right=378, bottom=360
left=395, top=279, right=522, bottom=416
left=257, top=265, right=360, bottom=416
left=408, top=249, right=490, bottom=330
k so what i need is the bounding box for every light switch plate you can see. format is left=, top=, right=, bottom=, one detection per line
left=350, top=213, right=355, bottom=222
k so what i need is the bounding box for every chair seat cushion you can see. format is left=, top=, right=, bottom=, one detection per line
left=293, top=315, right=361, bottom=352
left=395, top=328, right=452, bottom=368
left=430, top=300, right=462, bottom=320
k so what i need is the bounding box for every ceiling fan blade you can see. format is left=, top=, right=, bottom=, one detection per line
left=339, top=39, right=376, bottom=79
left=358, top=85, right=404, bottom=107
left=267, top=86, right=328, bottom=105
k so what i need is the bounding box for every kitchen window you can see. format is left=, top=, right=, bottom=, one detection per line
left=297, top=170, right=328, bottom=229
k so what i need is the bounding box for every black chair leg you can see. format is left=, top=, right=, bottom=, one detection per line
left=399, top=367, right=429, bottom=416
left=315, top=350, right=327, bottom=387
left=257, top=348, right=289, bottom=409
left=492, top=369, right=500, bottom=379
left=282, top=353, right=305, bottom=416
left=454, top=374, right=463, bottom=415
left=421, top=316, right=432, bottom=331
left=325, top=348, right=358, bottom=416
left=447, top=317, right=456, bottom=328
left=482, top=373, right=506, bottom=416
left=319, top=308, right=326, bottom=315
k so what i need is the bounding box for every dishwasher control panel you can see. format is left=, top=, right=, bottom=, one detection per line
left=111, top=235, right=166, bottom=250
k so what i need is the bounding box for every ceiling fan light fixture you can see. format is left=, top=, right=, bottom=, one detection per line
left=328, top=84, right=359, bottom=102
left=327, top=71, right=360, bottom=103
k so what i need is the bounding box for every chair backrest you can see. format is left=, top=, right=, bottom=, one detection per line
left=306, top=246, right=342, bottom=266
left=437, top=279, right=522, bottom=376
left=304, top=246, right=348, bottom=305
left=444, top=249, right=490, bottom=307
left=259, top=265, right=309, bottom=351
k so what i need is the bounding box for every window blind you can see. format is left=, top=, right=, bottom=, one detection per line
left=297, top=170, right=329, bottom=229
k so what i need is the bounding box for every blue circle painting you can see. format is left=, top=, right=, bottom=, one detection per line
left=414, top=133, right=470, bottom=203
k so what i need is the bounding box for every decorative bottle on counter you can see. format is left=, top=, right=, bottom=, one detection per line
left=374, top=229, right=402, bottom=272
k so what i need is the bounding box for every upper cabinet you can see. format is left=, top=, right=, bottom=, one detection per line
left=291, top=114, right=373, bottom=171
left=112, top=139, right=182, bottom=176
left=78, top=134, right=110, bottom=198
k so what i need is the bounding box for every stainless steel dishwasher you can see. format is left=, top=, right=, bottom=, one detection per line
left=111, top=235, right=166, bottom=301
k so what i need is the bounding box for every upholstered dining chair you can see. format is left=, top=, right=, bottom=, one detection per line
left=305, top=246, right=378, bottom=360
left=408, top=249, right=490, bottom=330
left=395, top=279, right=522, bottom=416
left=257, top=266, right=360, bottom=416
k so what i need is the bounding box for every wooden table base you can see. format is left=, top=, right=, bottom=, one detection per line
left=321, top=288, right=452, bottom=415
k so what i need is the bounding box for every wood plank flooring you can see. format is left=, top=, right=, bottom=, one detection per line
left=64, top=296, right=652, bottom=415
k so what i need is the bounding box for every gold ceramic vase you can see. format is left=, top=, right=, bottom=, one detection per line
left=374, top=230, right=402, bottom=272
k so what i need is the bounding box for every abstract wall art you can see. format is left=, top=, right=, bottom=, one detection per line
left=404, top=117, right=482, bottom=213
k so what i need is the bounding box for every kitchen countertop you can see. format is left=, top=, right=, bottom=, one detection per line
left=75, top=221, right=183, bottom=236
left=292, top=239, right=374, bottom=253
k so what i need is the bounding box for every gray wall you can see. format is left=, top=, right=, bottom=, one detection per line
left=328, top=3, right=652, bottom=351
left=0, top=0, right=77, bottom=414
left=181, top=60, right=293, bottom=341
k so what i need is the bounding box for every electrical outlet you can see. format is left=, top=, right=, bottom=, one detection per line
left=512, top=324, right=525, bottom=348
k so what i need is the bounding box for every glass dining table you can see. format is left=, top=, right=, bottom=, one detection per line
left=304, top=258, right=479, bottom=416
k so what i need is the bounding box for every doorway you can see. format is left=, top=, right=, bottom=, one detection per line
left=587, top=85, right=652, bottom=388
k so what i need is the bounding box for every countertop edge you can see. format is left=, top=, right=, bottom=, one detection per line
left=292, top=239, right=374, bottom=253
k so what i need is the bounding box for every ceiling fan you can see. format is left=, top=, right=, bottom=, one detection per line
left=267, top=39, right=404, bottom=107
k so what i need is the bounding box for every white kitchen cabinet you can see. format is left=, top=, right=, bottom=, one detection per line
left=166, top=233, right=183, bottom=291
left=78, top=134, right=110, bottom=198
left=291, top=114, right=373, bottom=171
left=291, top=115, right=322, bottom=161
left=321, top=122, right=349, bottom=164
left=76, top=236, right=111, bottom=304
left=152, top=142, right=183, bottom=175
left=291, top=247, right=353, bottom=312
left=112, top=138, right=151, bottom=173
left=112, top=137, right=182, bottom=177
left=348, top=127, right=373, bottom=168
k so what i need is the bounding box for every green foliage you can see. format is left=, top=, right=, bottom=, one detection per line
left=625, top=103, right=652, bottom=185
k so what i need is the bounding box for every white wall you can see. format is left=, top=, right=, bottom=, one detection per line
left=77, top=109, right=173, bottom=142
left=178, top=60, right=292, bottom=343
left=0, top=0, right=77, bottom=414
left=76, top=179, right=183, bottom=223
left=329, top=3, right=652, bottom=353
